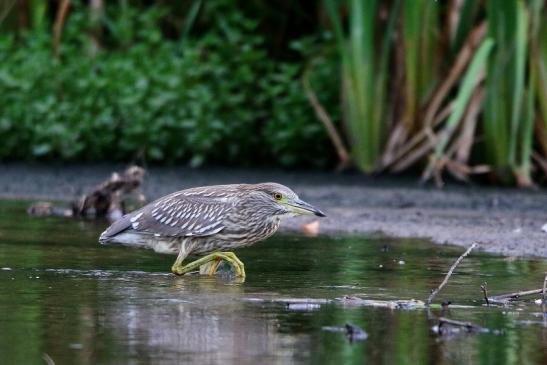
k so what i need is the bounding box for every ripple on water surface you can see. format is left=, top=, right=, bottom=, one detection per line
left=1, top=200, right=547, bottom=365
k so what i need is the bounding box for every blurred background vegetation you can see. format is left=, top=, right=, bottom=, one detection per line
left=0, top=0, right=546, bottom=186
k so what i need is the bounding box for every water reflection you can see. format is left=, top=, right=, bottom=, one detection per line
left=1, top=200, right=547, bottom=365
left=97, top=276, right=310, bottom=365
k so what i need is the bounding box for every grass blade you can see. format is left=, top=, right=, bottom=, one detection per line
left=433, top=38, right=493, bottom=156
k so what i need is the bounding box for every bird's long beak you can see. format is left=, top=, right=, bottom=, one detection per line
left=289, top=198, right=326, bottom=217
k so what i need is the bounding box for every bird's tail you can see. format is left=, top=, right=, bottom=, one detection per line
left=99, top=214, right=132, bottom=245
left=98, top=231, right=116, bottom=245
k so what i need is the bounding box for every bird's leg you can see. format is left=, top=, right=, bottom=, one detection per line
left=171, top=245, right=188, bottom=275
left=171, top=252, right=245, bottom=277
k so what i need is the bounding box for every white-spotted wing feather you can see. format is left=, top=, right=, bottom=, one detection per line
left=128, top=189, right=234, bottom=237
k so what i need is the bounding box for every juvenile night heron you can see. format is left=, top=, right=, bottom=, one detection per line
left=99, top=183, right=325, bottom=278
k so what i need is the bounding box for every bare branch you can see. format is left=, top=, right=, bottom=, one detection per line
left=54, top=0, right=71, bottom=56
left=302, top=68, right=351, bottom=170
left=480, top=282, right=489, bottom=306
left=422, top=22, right=487, bottom=128
left=489, top=288, right=544, bottom=304
left=426, top=242, right=478, bottom=306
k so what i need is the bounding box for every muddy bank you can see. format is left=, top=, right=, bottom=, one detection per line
left=0, top=163, right=545, bottom=257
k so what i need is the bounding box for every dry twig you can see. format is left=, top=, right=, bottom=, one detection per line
left=532, top=151, right=547, bottom=176
left=42, top=353, right=56, bottom=365
left=53, top=0, right=71, bottom=56
left=456, top=87, right=485, bottom=164
left=445, top=0, right=464, bottom=43
left=421, top=76, right=487, bottom=186
left=426, top=242, right=478, bottom=306
left=422, top=22, right=487, bottom=129
left=543, top=274, right=547, bottom=304
left=388, top=103, right=452, bottom=172
left=480, top=282, right=489, bottom=306
left=489, top=288, right=544, bottom=304
left=382, top=22, right=487, bottom=172
left=302, top=68, right=351, bottom=170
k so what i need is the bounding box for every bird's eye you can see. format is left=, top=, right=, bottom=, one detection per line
left=273, top=192, right=283, bottom=200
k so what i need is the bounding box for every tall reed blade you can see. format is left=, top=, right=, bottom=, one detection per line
left=402, top=0, right=439, bottom=132
left=483, top=0, right=529, bottom=182
left=433, top=38, right=493, bottom=156
left=531, top=0, right=547, bottom=157
left=325, top=0, right=398, bottom=172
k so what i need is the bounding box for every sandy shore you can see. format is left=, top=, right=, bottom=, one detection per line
left=1, top=163, right=546, bottom=257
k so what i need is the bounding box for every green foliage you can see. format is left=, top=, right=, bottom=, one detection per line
left=402, top=0, right=439, bottom=129
left=0, top=2, right=337, bottom=167
left=325, top=0, right=399, bottom=173
left=4, top=0, right=544, bottom=185
left=432, top=38, right=494, bottom=158
left=323, top=0, right=546, bottom=185
left=483, top=0, right=532, bottom=180
left=263, top=38, right=341, bottom=167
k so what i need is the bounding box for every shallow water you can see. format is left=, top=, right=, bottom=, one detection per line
left=1, top=200, right=547, bottom=365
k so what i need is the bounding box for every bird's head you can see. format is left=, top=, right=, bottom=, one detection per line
left=251, top=183, right=326, bottom=218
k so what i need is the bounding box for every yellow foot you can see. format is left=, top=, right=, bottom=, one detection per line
left=171, top=251, right=245, bottom=278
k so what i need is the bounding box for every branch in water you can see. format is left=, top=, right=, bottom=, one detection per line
left=426, top=242, right=478, bottom=306
left=488, top=288, right=545, bottom=304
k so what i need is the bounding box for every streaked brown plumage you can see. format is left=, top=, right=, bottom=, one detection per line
left=99, top=182, right=325, bottom=277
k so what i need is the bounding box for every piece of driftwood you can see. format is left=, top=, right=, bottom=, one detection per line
left=431, top=316, right=503, bottom=337
left=28, top=165, right=145, bottom=221
left=435, top=317, right=487, bottom=333
left=73, top=165, right=145, bottom=220
left=488, top=288, right=545, bottom=304
left=322, top=323, right=368, bottom=342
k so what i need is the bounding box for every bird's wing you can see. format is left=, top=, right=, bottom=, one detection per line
left=102, top=191, right=234, bottom=239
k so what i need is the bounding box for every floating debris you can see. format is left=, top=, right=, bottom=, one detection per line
left=322, top=323, right=368, bottom=342
left=28, top=165, right=146, bottom=221
left=243, top=297, right=332, bottom=305
left=431, top=316, right=503, bottom=337
left=336, top=296, right=473, bottom=310
left=488, top=288, right=545, bottom=304
left=287, top=303, right=321, bottom=311
left=301, top=220, right=321, bottom=236
left=338, top=296, right=426, bottom=310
